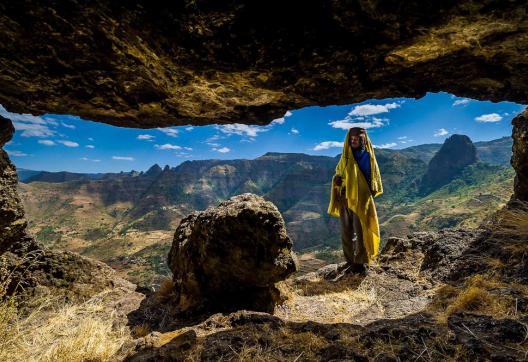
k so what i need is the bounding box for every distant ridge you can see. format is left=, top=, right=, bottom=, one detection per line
left=18, top=136, right=512, bottom=183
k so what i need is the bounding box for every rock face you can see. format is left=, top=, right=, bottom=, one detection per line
left=1, top=2, right=528, bottom=128
left=420, top=134, right=477, bottom=194
left=0, top=116, right=140, bottom=303
left=0, top=115, right=33, bottom=253
left=168, top=193, right=297, bottom=314
left=512, top=110, right=528, bottom=201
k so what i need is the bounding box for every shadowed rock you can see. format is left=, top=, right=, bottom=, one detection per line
left=168, top=193, right=297, bottom=314
left=512, top=110, right=528, bottom=201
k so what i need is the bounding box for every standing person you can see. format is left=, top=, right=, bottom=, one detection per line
left=327, top=127, right=383, bottom=272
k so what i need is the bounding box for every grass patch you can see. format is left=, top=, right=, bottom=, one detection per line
left=430, top=274, right=521, bottom=323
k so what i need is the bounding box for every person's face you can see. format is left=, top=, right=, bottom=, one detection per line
left=349, top=134, right=361, bottom=149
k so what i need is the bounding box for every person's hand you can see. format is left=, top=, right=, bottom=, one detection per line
left=334, top=175, right=342, bottom=186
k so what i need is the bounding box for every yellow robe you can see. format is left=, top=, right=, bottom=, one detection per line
left=327, top=129, right=383, bottom=265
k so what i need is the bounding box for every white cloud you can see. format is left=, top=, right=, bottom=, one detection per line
left=348, top=102, right=400, bottom=117
left=313, top=141, right=342, bottom=151
left=185, top=126, right=194, bottom=131
left=206, top=134, right=222, bottom=142
left=112, top=156, right=134, bottom=161
left=452, top=98, right=470, bottom=107
left=88, top=137, right=94, bottom=141
left=80, top=157, right=101, bottom=162
left=155, top=143, right=182, bottom=150
left=397, top=136, right=407, bottom=140
left=85, top=145, right=95, bottom=149
left=329, top=102, right=401, bottom=130
left=434, top=128, right=449, bottom=137
left=157, top=128, right=179, bottom=137
left=475, top=113, right=503, bottom=123
left=6, top=150, right=28, bottom=157
left=57, top=140, right=79, bottom=147
left=217, top=123, right=268, bottom=138
left=290, top=128, right=299, bottom=135
left=0, top=105, right=59, bottom=137
left=11, top=121, right=56, bottom=138
left=329, top=118, right=385, bottom=130
left=38, top=140, right=56, bottom=146
left=271, top=110, right=293, bottom=125
left=61, top=122, right=76, bottom=129
left=183, top=147, right=193, bottom=151
left=374, top=142, right=397, bottom=149
left=137, top=134, right=155, bottom=140
left=212, top=146, right=230, bottom=153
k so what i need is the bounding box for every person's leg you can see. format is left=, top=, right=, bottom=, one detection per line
left=351, top=210, right=369, bottom=266
left=338, top=192, right=355, bottom=264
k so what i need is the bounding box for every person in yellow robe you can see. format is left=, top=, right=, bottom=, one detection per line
left=327, top=127, right=383, bottom=272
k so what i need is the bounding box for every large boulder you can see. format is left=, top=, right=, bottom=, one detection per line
left=168, top=193, right=297, bottom=314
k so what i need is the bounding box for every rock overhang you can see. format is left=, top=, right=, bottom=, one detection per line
left=0, top=1, right=527, bottom=128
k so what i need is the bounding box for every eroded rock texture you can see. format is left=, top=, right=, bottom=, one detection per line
left=168, top=193, right=297, bottom=314
left=0, top=1, right=528, bottom=127
left=512, top=110, right=528, bottom=201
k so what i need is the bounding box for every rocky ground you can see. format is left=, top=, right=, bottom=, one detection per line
left=122, top=200, right=528, bottom=361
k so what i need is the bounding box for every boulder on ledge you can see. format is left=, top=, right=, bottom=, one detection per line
left=168, top=193, right=297, bottom=314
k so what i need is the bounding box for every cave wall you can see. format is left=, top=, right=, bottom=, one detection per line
left=512, top=110, right=528, bottom=201
left=0, top=116, right=31, bottom=252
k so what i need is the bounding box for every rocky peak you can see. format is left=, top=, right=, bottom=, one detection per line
left=145, top=164, right=163, bottom=177
left=420, top=134, right=477, bottom=194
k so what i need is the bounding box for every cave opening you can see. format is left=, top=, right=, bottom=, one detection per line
left=2, top=91, right=523, bottom=289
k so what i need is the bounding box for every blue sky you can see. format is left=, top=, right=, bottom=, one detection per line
left=2, top=92, right=525, bottom=173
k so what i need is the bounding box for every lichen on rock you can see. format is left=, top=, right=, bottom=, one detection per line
left=168, top=193, right=298, bottom=314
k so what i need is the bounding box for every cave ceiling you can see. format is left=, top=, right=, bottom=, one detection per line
left=0, top=1, right=527, bottom=128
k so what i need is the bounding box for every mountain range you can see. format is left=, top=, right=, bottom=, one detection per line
left=17, top=136, right=514, bottom=285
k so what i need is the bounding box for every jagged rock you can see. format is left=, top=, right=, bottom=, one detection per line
left=512, top=110, right=528, bottom=201
left=420, top=134, right=477, bottom=194
left=168, top=193, right=297, bottom=314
